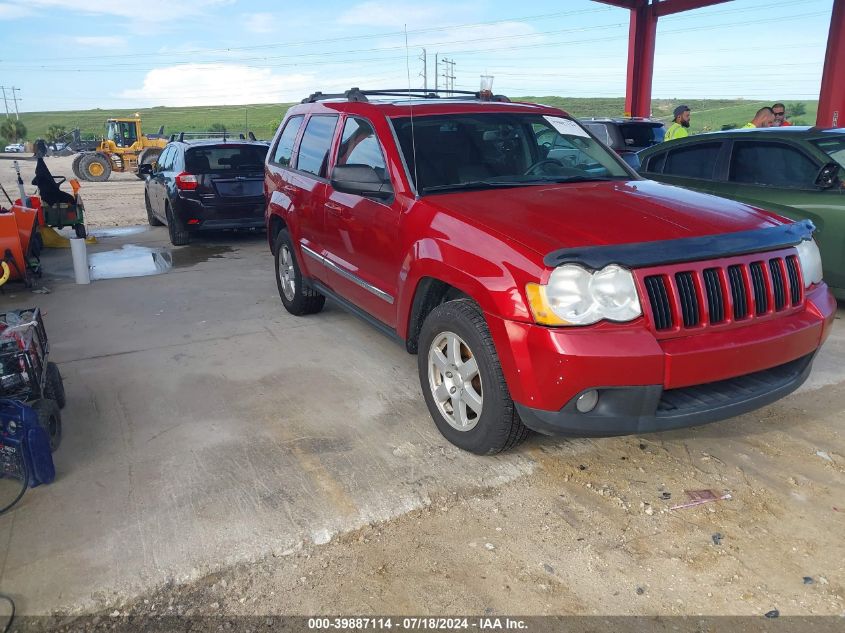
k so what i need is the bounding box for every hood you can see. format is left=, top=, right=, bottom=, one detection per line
left=423, top=179, right=785, bottom=257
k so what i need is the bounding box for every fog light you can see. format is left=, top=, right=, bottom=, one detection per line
left=576, top=390, right=599, bottom=413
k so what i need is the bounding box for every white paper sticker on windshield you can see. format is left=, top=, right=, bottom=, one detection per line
left=543, top=116, right=590, bottom=138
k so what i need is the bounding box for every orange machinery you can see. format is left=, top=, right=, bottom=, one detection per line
left=0, top=200, right=40, bottom=287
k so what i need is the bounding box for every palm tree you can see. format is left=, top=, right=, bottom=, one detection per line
left=0, top=119, right=27, bottom=144
left=46, top=124, right=67, bottom=144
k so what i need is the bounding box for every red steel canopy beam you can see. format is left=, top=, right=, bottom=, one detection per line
left=595, top=1, right=734, bottom=117
left=818, top=0, right=844, bottom=127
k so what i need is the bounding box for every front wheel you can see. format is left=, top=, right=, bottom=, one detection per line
left=44, top=361, right=66, bottom=409
left=74, top=223, right=87, bottom=239
left=274, top=229, right=325, bottom=315
left=145, top=192, right=163, bottom=226
left=418, top=300, right=529, bottom=454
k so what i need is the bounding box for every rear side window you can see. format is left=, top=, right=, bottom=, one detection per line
left=296, top=115, right=338, bottom=178
left=663, top=143, right=722, bottom=179
left=729, top=141, right=818, bottom=188
left=158, top=146, right=175, bottom=171
left=185, top=146, right=267, bottom=173
left=272, top=115, right=304, bottom=166
left=618, top=123, right=664, bottom=147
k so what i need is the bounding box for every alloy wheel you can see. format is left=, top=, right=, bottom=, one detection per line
left=427, top=331, right=483, bottom=431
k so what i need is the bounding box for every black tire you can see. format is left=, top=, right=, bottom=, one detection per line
left=166, top=204, right=190, bottom=246
left=80, top=152, right=112, bottom=182
left=71, top=153, right=85, bottom=180
left=145, top=192, right=163, bottom=226
left=33, top=398, right=62, bottom=452
left=44, top=361, right=66, bottom=409
left=417, top=300, right=530, bottom=455
left=74, top=223, right=87, bottom=239
left=137, top=148, right=162, bottom=179
left=274, top=229, right=325, bottom=315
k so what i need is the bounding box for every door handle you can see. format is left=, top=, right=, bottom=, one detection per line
left=325, top=201, right=347, bottom=217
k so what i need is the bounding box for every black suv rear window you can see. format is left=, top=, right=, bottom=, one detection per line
left=185, top=145, right=267, bottom=174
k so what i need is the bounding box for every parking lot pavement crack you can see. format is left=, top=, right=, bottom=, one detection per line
left=57, top=330, right=269, bottom=364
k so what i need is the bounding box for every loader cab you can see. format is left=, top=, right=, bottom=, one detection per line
left=106, top=119, right=139, bottom=148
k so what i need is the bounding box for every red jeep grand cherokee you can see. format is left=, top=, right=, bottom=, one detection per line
left=265, top=88, right=835, bottom=455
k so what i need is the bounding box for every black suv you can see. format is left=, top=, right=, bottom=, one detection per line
left=578, top=117, right=665, bottom=168
left=140, top=138, right=269, bottom=245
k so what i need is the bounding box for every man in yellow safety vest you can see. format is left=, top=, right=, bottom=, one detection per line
left=742, top=107, right=775, bottom=128
left=665, top=105, right=691, bottom=141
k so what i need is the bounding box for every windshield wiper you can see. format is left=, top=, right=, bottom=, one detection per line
left=421, top=180, right=530, bottom=193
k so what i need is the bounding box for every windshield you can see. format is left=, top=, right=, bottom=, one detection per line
left=812, top=137, right=845, bottom=169
left=392, top=113, right=631, bottom=194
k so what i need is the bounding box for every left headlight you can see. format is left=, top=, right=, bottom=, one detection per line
left=526, top=264, right=642, bottom=326
left=795, top=238, right=823, bottom=288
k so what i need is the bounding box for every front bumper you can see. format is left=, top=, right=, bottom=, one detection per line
left=488, top=285, right=836, bottom=436
left=516, top=352, right=814, bottom=436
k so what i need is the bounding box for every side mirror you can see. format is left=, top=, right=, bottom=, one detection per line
left=138, top=164, right=154, bottom=176
left=815, top=162, right=840, bottom=189
left=331, top=164, right=393, bottom=200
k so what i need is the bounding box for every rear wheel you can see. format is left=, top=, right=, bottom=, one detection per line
left=34, top=399, right=62, bottom=452
left=74, top=224, right=87, bottom=239
left=166, top=204, right=190, bottom=246
left=274, top=229, right=325, bottom=315
left=44, top=361, right=66, bottom=409
left=418, top=300, right=530, bottom=454
left=145, top=192, right=163, bottom=226
left=71, top=153, right=85, bottom=180
left=80, top=152, right=112, bottom=182
left=137, top=147, right=162, bottom=179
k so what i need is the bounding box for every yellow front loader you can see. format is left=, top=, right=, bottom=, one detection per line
left=72, top=115, right=167, bottom=182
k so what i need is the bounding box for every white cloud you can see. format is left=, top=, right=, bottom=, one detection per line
left=244, top=12, right=276, bottom=34
left=119, top=64, right=316, bottom=106
left=72, top=35, right=127, bottom=47
left=338, top=1, right=478, bottom=29
left=0, top=4, right=32, bottom=19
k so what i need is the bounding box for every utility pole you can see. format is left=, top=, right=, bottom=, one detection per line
left=0, top=87, right=9, bottom=119
left=434, top=54, right=439, bottom=91
left=440, top=58, right=456, bottom=92
left=11, top=87, right=21, bottom=120
left=418, top=48, right=427, bottom=91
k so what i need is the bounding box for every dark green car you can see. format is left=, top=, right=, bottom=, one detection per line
left=638, top=127, right=845, bottom=299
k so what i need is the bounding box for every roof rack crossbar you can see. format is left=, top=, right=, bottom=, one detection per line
left=302, top=87, right=509, bottom=103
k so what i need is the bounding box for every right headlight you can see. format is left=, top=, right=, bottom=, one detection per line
left=526, top=264, right=642, bottom=326
left=795, top=238, right=823, bottom=287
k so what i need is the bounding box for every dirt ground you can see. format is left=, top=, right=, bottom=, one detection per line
left=1, top=152, right=843, bottom=628
left=88, top=381, right=845, bottom=620
left=0, top=154, right=146, bottom=227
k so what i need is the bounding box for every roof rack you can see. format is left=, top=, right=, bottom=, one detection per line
left=301, top=87, right=510, bottom=104
left=171, top=131, right=233, bottom=143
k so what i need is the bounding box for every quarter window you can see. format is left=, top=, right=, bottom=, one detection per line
left=336, top=117, right=387, bottom=178
left=296, top=115, right=338, bottom=178
left=730, top=141, right=819, bottom=188
left=663, top=143, right=722, bottom=179
left=272, top=115, right=304, bottom=167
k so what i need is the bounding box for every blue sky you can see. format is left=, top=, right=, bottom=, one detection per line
left=0, top=0, right=834, bottom=112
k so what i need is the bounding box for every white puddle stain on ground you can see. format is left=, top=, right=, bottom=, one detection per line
left=88, top=244, right=172, bottom=280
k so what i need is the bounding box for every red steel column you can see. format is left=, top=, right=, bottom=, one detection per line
left=817, top=0, right=845, bottom=127
left=624, top=2, right=658, bottom=118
